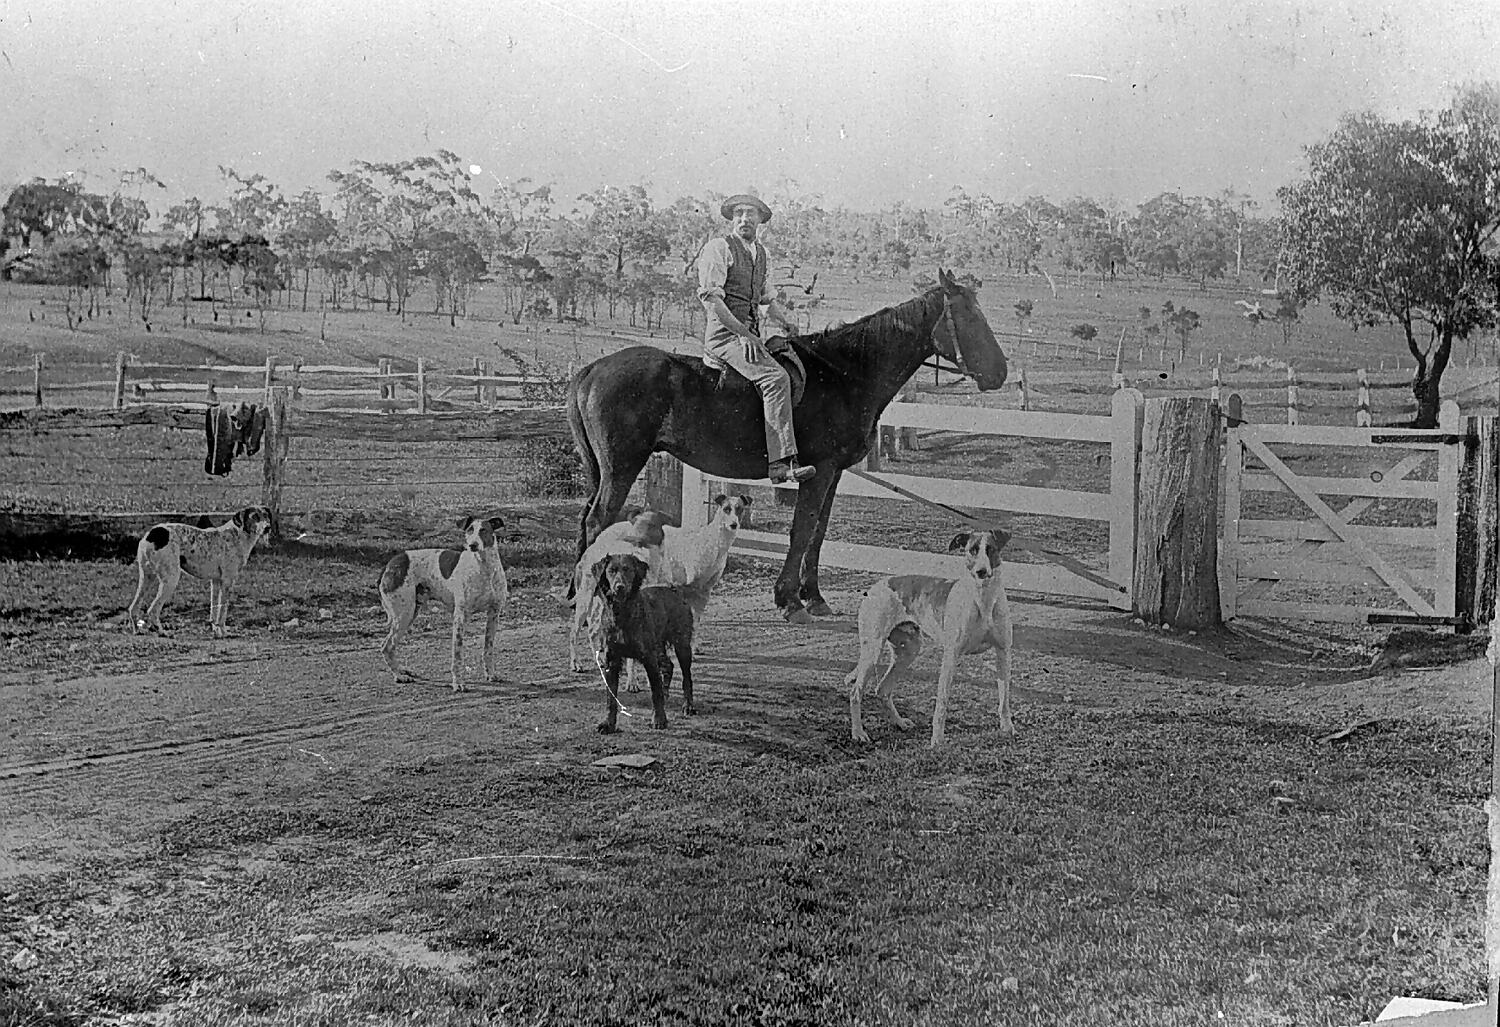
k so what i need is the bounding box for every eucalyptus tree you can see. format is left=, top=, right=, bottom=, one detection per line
left=1279, top=84, right=1500, bottom=426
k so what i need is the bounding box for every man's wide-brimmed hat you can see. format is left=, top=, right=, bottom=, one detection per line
left=720, top=194, right=773, bottom=223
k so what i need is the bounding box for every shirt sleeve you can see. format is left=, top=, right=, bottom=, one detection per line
left=696, top=238, right=729, bottom=302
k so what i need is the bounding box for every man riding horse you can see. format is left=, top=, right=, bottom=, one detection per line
left=697, top=194, right=816, bottom=485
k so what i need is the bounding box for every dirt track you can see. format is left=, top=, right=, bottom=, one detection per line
left=3, top=578, right=1489, bottom=880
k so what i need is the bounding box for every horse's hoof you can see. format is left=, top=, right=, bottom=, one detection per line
left=783, top=607, right=815, bottom=625
left=805, top=600, right=837, bottom=617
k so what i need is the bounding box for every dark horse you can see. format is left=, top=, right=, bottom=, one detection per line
left=567, top=268, right=1009, bottom=623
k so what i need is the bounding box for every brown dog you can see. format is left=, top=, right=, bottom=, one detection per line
left=587, top=553, right=695, bottom=733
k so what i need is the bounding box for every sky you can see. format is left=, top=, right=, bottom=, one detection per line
left=1, top=0, right=1497, bottom=217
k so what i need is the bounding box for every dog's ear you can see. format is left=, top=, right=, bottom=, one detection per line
left=455, top=515, right=474, bottom=531
left=740, top=493, right=753, bottom=507
left=488, top=514, right=505, bottom=529
left=990, top=528, right=1013, bottom=551
left=592, top=556, right=613, bottom=595
left=232, top=508, right=251, bottom=530
left=947, top=532, right=971, bottom=553
left=712, top=493, right=726, bottom=506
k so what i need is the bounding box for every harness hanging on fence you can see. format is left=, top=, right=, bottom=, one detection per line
left=204, top=405, right=236, bottom=476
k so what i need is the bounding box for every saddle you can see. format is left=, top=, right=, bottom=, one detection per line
left=702, top=335, right=808, bottom=408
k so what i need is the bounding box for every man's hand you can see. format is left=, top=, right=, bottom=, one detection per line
left=741, top=333, right=765, bottom=363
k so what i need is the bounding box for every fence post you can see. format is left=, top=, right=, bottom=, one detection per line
left=291, top=358, right=303, bottom=404
left=1108, top=387, right=1145, bottom=611
left=1210, top=363, right=1221, bottom=405
left=416, top=357, right=428, bottom=414
left=864, top=427, right=883, bottom=472
left=643, top=454, right=687, bottom=524
left=1132, top=396, right=1224, bottom=630
left=206, top=380, right=218, bottom=405
left=1458, top=412, right=1498, bottom=631
left=896, top=384, right=919, bottom=452
left=31, top=353, right=43, bottom=408
left=263, top=355, right=275, bottom=403
left=1435, top=400, right=1462, bottom=623
left=1017, top=366, right=1029, bottom=411
left=112, top=351, right=128, bottom=409
left=262, top=387, right=291, bottom=542
left=678, top=459, right=710, bottom=527
left=1286, top=365, right=1298, bottom=426
left=1356, top=368, right=1372, bottom=427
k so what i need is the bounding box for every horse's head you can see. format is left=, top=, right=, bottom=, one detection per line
left=932, top=268, right=1008, bottom=391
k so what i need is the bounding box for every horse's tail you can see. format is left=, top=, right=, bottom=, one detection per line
left=565, top=367, right=602, bottom=591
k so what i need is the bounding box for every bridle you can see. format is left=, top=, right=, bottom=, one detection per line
left=920, top=292, right=973, bottom=378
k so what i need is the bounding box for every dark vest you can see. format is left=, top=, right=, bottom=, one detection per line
left=722, top=236, right=766, bottom=333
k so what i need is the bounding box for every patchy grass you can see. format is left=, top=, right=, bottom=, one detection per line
left=2, top=704, right=1487, bottom=1026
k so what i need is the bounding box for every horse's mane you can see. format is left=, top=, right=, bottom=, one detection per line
left=796, top=286, right=943, bottom=357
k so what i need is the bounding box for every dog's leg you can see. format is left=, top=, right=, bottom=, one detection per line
left=624, top=659, right=642, bottom=693
left=643, top=657, right=669, bottom=730
left=449, top=608, right=468, bottom=692
left=992, top=622, right=1014, bottom=738
left=930, top=649, right=960, bottom=747
left=127, top=554, right=152, bottom=633
left=597, top=655, right=625, bottom=734
left=844, top=641, right=891, bottom=745
left=483, top=604, right=501, bottom=683
left=380, top=590, right=417, bottom=684
left=569, top=572, right=592, bottom=673
left=147, top=559, right=182, bottom=635
left=877, top=626, right=920, bottom=732
left=674, top=639, right=695, bottom=716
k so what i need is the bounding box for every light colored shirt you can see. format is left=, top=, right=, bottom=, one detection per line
left=696, top=236, right=776, bottom=308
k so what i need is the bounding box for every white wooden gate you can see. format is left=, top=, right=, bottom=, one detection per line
left=679, top=389, right=1145, bottom=611
left=1222, top=400, right=1462, bottom=625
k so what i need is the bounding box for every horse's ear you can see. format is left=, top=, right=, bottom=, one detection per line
left=947, top=532, right=971, bottom=552
left=937, top=268, right=954, bottom=290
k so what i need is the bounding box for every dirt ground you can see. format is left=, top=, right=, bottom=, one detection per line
left=2, top=558, right=1491, bottom=882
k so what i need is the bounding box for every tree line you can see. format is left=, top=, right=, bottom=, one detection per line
left=1, top=84, right=1495, bottom=425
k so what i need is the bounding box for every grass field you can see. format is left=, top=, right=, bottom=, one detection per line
left=1, top=269, right=1494, bottom=1026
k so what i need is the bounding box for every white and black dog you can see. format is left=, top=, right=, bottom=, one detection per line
left=379, top=515, right=509, bottom=692
left=127, top=506, right=273, bottom=638
left=844, top=529, right=1014, bottom=746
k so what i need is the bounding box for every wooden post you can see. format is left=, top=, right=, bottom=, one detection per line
left=473, top=356, right=483, bottom=405
left=378, top=358, right=391, bottom=401
left=897, top=384, right=919, bottom=452
left=291, top=359, right=303, bottom=404
left=31, top=353, right=43, bottom=407
left=1436, top=400, right=1461, bottom=623
left=1017, top=365, right=1029, bottom=411
left=1286, top=365, right=1298, bottom=426
left=1210, top=363, right=1222, bottom=405
left=1458, top=411, right=1496, bottom=631
left=1356, top=368, right=1372, bottom=427
left=1132, top=396, right=1224, bottom=630
left=416, top=357, right=428, bottom=414
left=643, top=454, right=687, bottom=523
left=1108, top=388, right=1145, bottom=611
left=113, top=351, right=128, bottom=409
left=261, top=387, right=291, bottom=541
left=678, top=460, right=710, bottom=527
left=206, top=380, right=218, bottom=404
left=864, top=427, right=883, bottom=472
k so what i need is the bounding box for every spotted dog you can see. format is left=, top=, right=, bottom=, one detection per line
left=379, top=515, right=509, bottom=692
left=127, top=506, right=273, bottom=638
left=844, top=529, right=1014, bottom=746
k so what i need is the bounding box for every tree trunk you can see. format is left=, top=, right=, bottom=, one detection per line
left=1132, top=397, right=1223, bottom=630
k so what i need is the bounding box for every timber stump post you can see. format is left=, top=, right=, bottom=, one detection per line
left=262, top=387, right=291, bottom=542
left=643, top=454, right=687, bottom=525
left=1458, top=414, right=1498, bottom=631
left=1132, top=396, right=1224, bottom=630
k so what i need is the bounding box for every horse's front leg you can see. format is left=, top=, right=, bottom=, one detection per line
left=775, top=470, right=836, bottom=624
left=799, top=466, right=843, bottom=617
